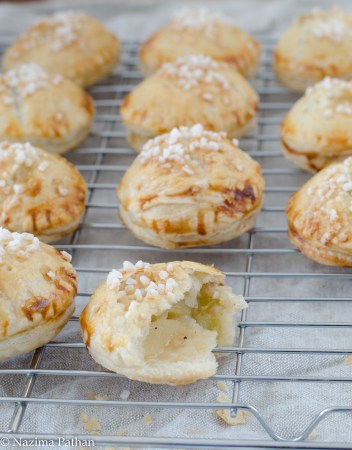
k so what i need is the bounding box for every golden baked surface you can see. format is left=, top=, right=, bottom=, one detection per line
left=117, top=124, right=264, bottom=249
left=3, top=10, right=120, bottom=87
left=281, top=77, right=352, bottom=172
left=139, top=8, right=260, bottom=77
left=120, top=55, right=259, bottom=151
left=0, top=64, right=94, bottom=154
left=0, top=228, right=76, bottom=360
left=0, top=142, right=87, bottom=243
left=80, top=260, right=246, bottom=385
left=274, top=7, right=352, bottom=92
left=287, top=157, right=352, bottom=266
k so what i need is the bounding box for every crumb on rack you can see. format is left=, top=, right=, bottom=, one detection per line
left=308, top=431, right=318, bottom=440
left=217, top=392, right=230, bottom=404
left=216, top=409, right=251, bottom=426
left=87, top=391, right=109, bottom=401
left=216, top=381, right=228, bottom=393
left=79, top=412, right=101, bottom=433
left=343, top=355, right=352, bottom=364
left=144, top=414, right=152, bottom=425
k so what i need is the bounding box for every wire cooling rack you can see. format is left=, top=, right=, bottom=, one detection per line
left=1, top=34, right=352, bottom=449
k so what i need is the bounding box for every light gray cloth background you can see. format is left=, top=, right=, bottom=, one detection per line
left=0, top=1, right=352, bottom=449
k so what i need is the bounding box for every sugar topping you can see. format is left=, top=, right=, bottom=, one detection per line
left=0, top=142, right=49, bottom=196
left=305, top=77, right=352, bottom=117
left=2, top=64, right=63, bottom=101
left=139, top=124, right=229, bottom=175
left=35, top=11, right=85, bottom=53
left=301, top=8, right=350, bottom=42
left=0, top=227, right=40, bottom=261
left=160, top=55, right=230, bottom=99
left=172, top=8, right=232, bottom=39
left=107, top=260, right=179, bottom=311
left=304, top=157, right=352, bottom=243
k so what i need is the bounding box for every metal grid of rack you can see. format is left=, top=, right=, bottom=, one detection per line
left=0, top=34, right=352, bottom=449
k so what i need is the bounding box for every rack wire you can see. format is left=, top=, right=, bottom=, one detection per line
left=0, top=33, right=352, bottom=449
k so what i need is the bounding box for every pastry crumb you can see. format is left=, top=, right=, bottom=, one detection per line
left=216, top=381, right=228, bottom=393
left=308, top=431, right=318, bottom=440
left=79, top=413, right=101, bottom=432
left=144, top=414, right=152, bottom=424
left=216, top=409, right=251, bottom=426
left=116, top=430, right=127, bottom=436
left=217, top=392, right=230, bottom=403
left=87, top=391, right=109, bottom=401
left=343, top=355, right=352, bottom=364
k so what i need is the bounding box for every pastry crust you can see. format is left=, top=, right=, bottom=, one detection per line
left=0, top=64, right=94, bottom=154
left=0, top=142, right=87, bottom=243
left=139, top=8, right=260, bottom=78
left=274, top=7, right=352, bottom=93
left=287, top=157, right=352, bottom=266
left=0, top=228, right=76, bottom=360
left=3, top=11, right=120, bottom=87
left=281, top=78, right=352, bottom=172
left=120, top=55, right=259, bottom=151
left=117, top=124, right=264, bottom=249
left=80, top=260, right=247, bottom=385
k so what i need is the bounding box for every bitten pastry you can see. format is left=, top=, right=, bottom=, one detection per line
left=80, top=260, right=247, bottom=385
left=0, top=142, right=87, bottom=242
left=281, top=78, right=352, bottom=172
left=3, top=10, right=120, bottom=87
left=287, top=157, right=352, bottom=266
left=0, top=228, right=76, bottom=360
left=0, top=64, right=94, bottom=154
left=117, top=125, right=264, bottom=249
left=120, top=55, right=259, bottom=151
left=139, top=8, right=260, bottom=77
left=274, top=7, right=352, bottom=92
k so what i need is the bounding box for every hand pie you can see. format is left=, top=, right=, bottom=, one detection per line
left=80, top=260, right=246, bottom=385
left=0, top=64, right=94, bottom=154
left=117, top=124, right=264, bottom=249
left=139, top=8, right=260, bottom=78
left=281, top=78, right=352, bottom=172
left=120, top=55, right=259, bottom=151
left=274, top=7, right=352, bottom=92
left=287, top=157, right=352, bottom=266
left=3, top=10, right=120, bottom=87
left=0, top=228, right=76, bottom=360
left=0, top=142, right=87, bottom=243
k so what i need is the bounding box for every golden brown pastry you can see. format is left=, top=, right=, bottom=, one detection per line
left=139, top=8, right=260, bottom=78
left=281, top=77, right=352, bottom=172
left=117, top=124, right=264, bottom=249
left=0, top=141, right=87, bottom=243
left=287, top=157, right=352, bottom=266
left=3, top=10, right=120, bottom=87
left=120, top=55, right=259, bottom=151
left=80, top=260, right=247, bottom=385
left=0, top=64, right=94, bottom=154
left=0, top=228, right=76, bottom=360
left=274, top=7, right=352, bottom=92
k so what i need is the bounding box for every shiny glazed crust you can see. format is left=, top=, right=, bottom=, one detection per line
left=120, top=55, right=259, bottom=151
left=0, top=237, right=76, bottom=360
left=0, top=142, right=87, bottom=242
left=3, top=11, right=120, bottom=87
left=117, top=125, right=264, bottom=249
left=281, top=78, right=352, bottom=172
left=287, top=157, right=352, bottom=266
left=274, top=8, right=352, bottom=92
left=139, top=10, right=260, bottom=78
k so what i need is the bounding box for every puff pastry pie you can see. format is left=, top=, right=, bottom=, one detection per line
left=0, top=64, right=94, bottom=154
left=274, top=7, right=352, bottom=92
left=120, top=55, right=259, bottom=151
left=281, top=77, right=352, bottom=172
left=139, top=8, right=260, bottom=78
left=117, top=125, right=264, bottom=249
left=0, top=142, right=87, bottom=243
left=287, top=157, right=352, bottom=266
left=3, top=10, right=120, bottom=87
left=80, top=260, right=247, bottom=385
left=0, top=228, right=76, bottom=360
